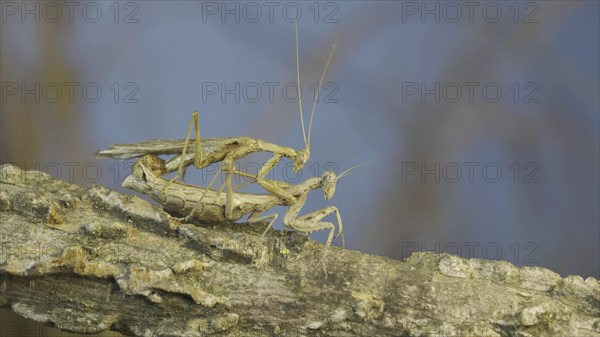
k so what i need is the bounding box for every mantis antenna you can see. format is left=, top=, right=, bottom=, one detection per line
left=295, top=22, right=337, bottom=154
left=295, top=21, right=308, bottom=151
left=307, top=38, right=336, bottom=151
left=338, top=155, right=400, bottom=179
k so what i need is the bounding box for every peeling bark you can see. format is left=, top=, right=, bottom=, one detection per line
left=1, top=163, right=598, bottom=337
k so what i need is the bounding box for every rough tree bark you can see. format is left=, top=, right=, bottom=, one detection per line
left=0, top=163, right=598, bottom=337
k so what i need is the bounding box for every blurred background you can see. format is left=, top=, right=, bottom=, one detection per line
left=1, top=1, right=598, bottom=336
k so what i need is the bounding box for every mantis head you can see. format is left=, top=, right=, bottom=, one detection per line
left=123, top=155, right=167, bottom=193
left=293, top=149, right=310, bottom=172
left=135, top=155, right=166, bottom=178
left=321, top=171, right=338, bottom=201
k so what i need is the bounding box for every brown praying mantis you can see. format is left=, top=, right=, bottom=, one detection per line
left=96, top=23, right=336, bottom=220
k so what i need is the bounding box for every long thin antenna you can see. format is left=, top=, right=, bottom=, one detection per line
left=295, top=21, right=308, bottom=150
left=307, top=38, right=336, bottom=151
left=339, top=155, right=400, bottom=179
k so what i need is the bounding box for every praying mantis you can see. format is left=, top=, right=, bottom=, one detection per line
left=96, top=23, right=336, bottom=219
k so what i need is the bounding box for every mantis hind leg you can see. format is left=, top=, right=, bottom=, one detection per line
left=163, top=111, right=202, bottom=192
left=248, top=212, right=279, bottom=238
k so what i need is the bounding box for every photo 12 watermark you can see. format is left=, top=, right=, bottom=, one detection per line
left=401, top=82, right=540, bottom=104
left=399, top=1, right=540, bottom=24
left=200, top=1, right=340, bottom=24
left=402, top=241, right=540, bottom=265
left=1, top=81, right=140, bottom=104
left=1, top=1, right=140, bottom=24
left=1, top=320, right=50, bottom=337
left=401, top=161, right=540, bottom=184
left=1, top=161, right=106, bottom=184
left=200, top=81, right=339, bottom=104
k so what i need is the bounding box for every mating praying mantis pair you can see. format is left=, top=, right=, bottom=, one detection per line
left=120, top=154, right=361, bottom=256
left=97, top=24, right=347, bottom=254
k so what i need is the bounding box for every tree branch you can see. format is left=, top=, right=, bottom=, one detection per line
left=1, top=164, right=598, bottom=337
